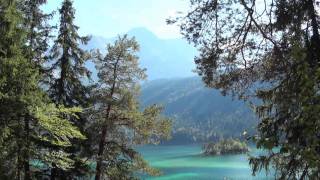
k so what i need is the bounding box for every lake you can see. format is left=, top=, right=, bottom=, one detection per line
left=137, top=144, right=274, bottom=180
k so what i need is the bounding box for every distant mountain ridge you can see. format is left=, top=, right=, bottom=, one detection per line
left=85, top=27, right=197, bottom=80
left=140, top=77, right=258, bottom=144
left=85, top=28, right=258, bottom=144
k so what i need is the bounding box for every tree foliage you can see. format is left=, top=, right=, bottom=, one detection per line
left=92, top=35, right=171, bottom=180
left=44, top=0, right=94, bottom=178
left=47, top=0, right=91, bottom=107
left=0, top=1, right=172, bottom=179
left=20, top=0, right=53, bottom=67
left=170, top=0, right=320, bottom=178
left=0, top=0, right=85, bottom=179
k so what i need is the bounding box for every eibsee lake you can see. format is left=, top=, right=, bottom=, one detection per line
left=138, top=144, right=273, bottom=180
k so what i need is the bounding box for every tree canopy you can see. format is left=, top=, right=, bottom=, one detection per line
left=0, top=0, right=85, bottom=179
left=0, top=1, right=172, bottom=179
left=169, top=0, right=320, bottom=178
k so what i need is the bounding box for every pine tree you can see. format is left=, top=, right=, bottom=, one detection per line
left=170, top=0, right=320, bottom=178
left=0, top=0, right=85, bottom=179
left=92, top=35, right=171, bottom=180
left=46, top=0, right=92, bottom=178
left=48, top=0, right=91, bottom=107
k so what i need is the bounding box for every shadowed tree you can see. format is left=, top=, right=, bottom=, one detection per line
left=48, top=0, right=91, bottom=107
left=44, top=0, right=93, bottom=178
left=21, top=0, right=53, bottom=67
left=0, top=0, right=85, bottom=179
left=169, top=0, right=320, bottom=178
left=18, top=0, right=54, bottom=178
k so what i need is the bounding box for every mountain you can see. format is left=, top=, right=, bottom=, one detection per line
left=85, top=27, right=197, bottom=80
left=85, top=28, right=258, bottom=144
left=140, top=77, right=258, bottom=144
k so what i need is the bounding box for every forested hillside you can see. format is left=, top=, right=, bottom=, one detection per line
left=140, top=77, right=257, bottom=143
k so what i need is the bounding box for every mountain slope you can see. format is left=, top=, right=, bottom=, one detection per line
left=84, top=28, right=257, bottom=144
left=85, top=27, right=197, bottom=80
left=140, top=77, right=258, bottom=144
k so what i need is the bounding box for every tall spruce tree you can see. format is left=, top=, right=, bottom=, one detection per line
left=169, top=0, right=320, bottom=178
left=92, top=35, right=171, bottom=180
left=0, top=0, right=85, bottom=179
left=46, top=0, right=92, bottom=178
left=48, top=0, right=91, bottom=107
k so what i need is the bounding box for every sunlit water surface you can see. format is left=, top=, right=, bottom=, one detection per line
left=137, top=144, right=274, bottom=180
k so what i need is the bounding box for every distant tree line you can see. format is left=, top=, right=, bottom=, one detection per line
left=0, top=0, right=171, bottom=179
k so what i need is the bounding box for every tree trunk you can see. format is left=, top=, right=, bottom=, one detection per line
left=95, top=104, right=112, bottom=180
left=17, top=154, right=21, bottom=180
left=17, top=116, right=23, bottom=180
left=95, top=58, right=119, bottom=180
left=23, top=116, right=31, bottom=180
left=50, top=163, right=58, bottom=180
left=307, top=0, right=320, bottom=66
left=95, top=127, right=107, bottom=180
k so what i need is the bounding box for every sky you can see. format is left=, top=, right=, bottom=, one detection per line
left=43, top=0, right=189, bottom=39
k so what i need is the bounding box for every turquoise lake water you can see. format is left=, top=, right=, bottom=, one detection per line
left=137, top=144, right=274, bottom=180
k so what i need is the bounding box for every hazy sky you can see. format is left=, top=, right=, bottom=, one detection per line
left=43, top=0, right=189, bottom=39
